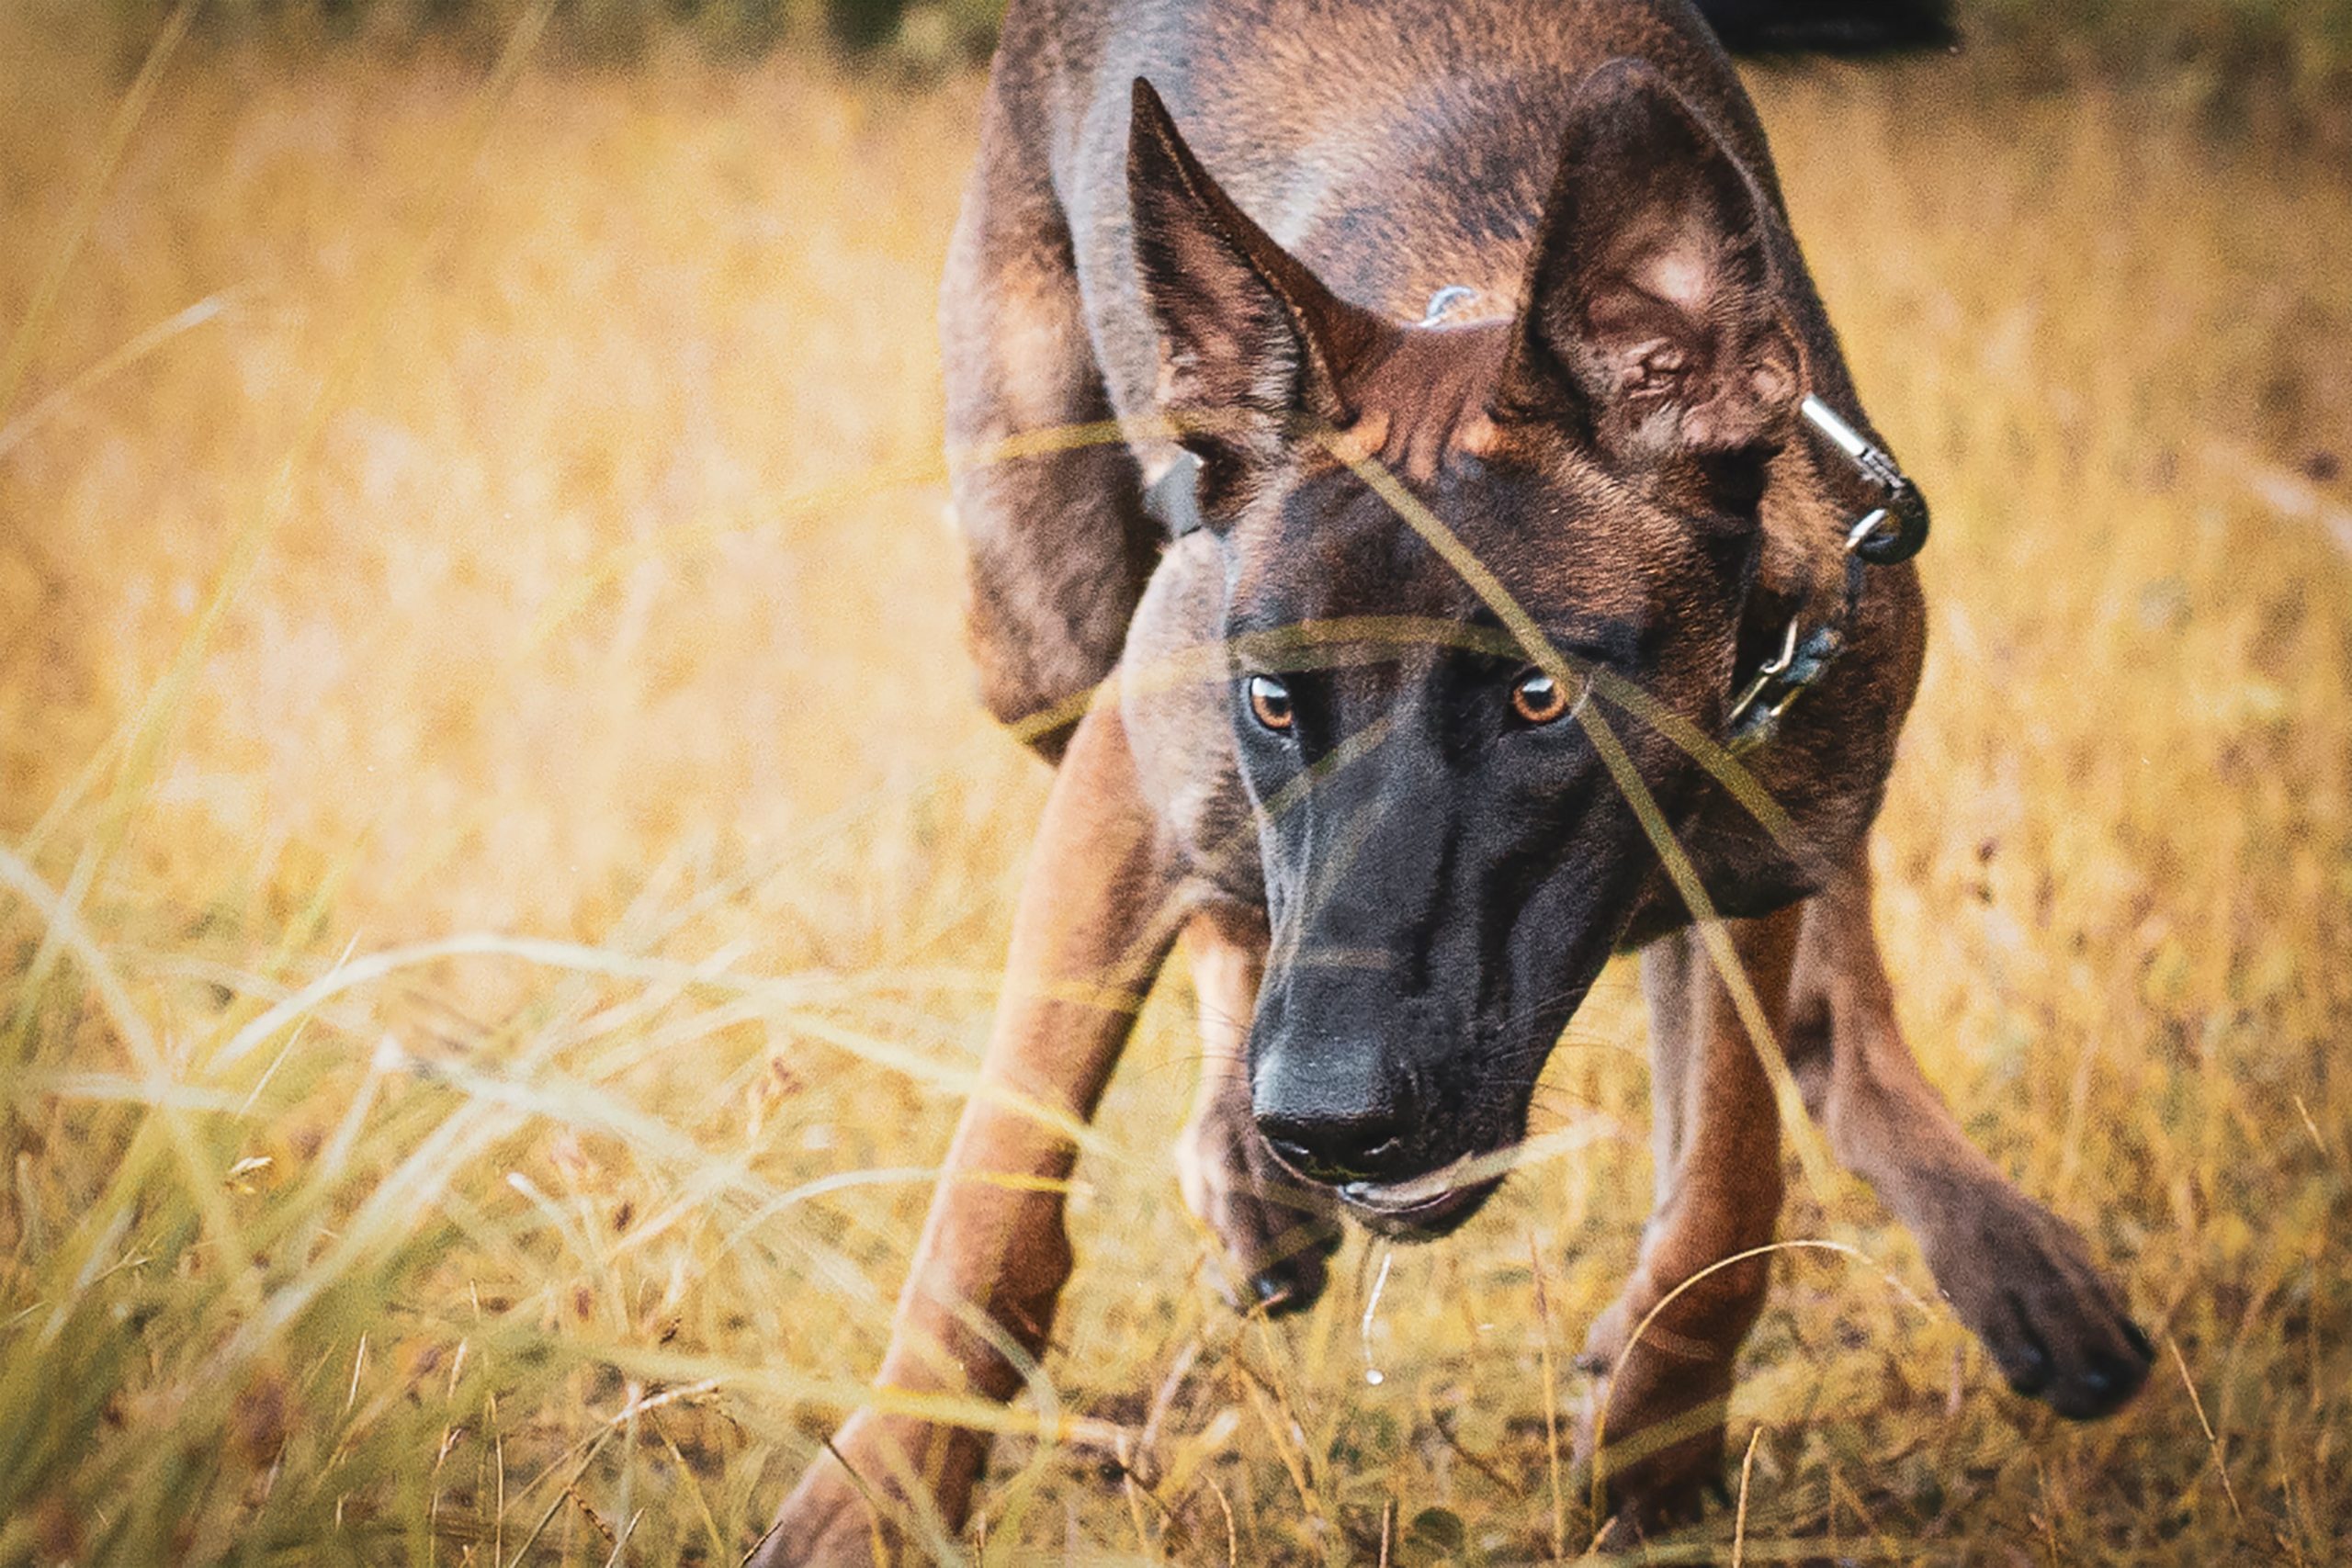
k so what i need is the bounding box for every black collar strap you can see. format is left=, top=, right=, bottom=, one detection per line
left=1724, top=395, right=1931, bottom=755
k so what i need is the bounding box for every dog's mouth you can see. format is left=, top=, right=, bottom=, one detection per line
left=1337, top=1152, right=1507, bottom=1240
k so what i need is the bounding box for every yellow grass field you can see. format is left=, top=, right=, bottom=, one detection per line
left=1, top=8, right=2346, bottom=1563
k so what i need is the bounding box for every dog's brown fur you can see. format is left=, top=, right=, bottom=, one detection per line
left=755, top=3, right=2149, bottom=1561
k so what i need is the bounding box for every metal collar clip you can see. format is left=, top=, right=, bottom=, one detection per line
left=1800, top=394, right=1930, bottom=565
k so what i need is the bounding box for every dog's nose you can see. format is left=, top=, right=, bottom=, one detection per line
left=1256, top=1100, right=1415, bottom=1185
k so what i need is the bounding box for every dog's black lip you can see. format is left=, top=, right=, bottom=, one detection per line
left=1253, top=1137, right=1515, bottom=1239
left=1338, top=1174, right=1504, bottom=1240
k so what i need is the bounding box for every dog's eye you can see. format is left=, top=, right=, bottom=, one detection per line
left=1510, top=670, right=1572, bottom=726
left=1246, top=674, right=1295, bottom=733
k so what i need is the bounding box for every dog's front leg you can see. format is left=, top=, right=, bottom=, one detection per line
left=1785, top=856, right=2153, bottom=1418
left=1173, top=907, right=1342, bottom=1315
left=1580, top=905, right=1801, bottom=1541
left=755, top=702, right=1185, bottom=1567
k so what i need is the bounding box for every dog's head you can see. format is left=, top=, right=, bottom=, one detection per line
left=1128, top=63, right=1812, bottom=1235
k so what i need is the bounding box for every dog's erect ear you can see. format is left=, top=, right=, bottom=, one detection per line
left=1127, top=78, right=1388, bottom=513
left=1503, top=61, right=1799, bottom=471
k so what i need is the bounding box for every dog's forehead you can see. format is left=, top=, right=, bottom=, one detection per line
left=1333, top=319, right=1515, bottom=485
left=1226, top=422, right=1692, bottom=635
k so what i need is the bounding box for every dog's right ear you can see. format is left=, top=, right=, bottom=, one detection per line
left=1127, top=78, right=1386, bottom=515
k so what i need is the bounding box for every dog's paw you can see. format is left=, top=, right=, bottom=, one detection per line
left=1928, top=1183, right=2153, bottom=1419
left=1176, top=1108, right=1342, bottom=1315
left=1573, top=1254, right=1767, bottom=1544
left=1575, top=1356, right=1733, bottom=1551
left=749, top=1449, right=888, bottom=1568
left=749, top=1411, right=984, bottom=1568
left=1589, top=1441, right=1730, bottom=1551
left=1589, top=1469, right=1730, bottom=1554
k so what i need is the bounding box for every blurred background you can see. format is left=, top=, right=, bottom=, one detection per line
left=1, top=0, right=2346, bottom=1562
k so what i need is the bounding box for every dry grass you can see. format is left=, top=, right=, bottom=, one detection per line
left=1, top=8, right=2346, bottom=1564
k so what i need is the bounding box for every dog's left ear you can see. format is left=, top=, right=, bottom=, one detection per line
left=1503, top=60, right=1800, bottom=475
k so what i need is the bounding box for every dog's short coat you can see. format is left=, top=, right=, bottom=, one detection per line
left=756, top=2, right=2151, bottom=1559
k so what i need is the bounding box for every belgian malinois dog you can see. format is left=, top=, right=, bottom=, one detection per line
left=761, top=0, right=2152, bottom=1558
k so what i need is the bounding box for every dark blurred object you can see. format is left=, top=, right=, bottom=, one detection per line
left=1696, top=0, right=1954, bottom=54
left=827, top=0, right=901, bottom=51
left=1968, top=0, right=2352, bottom=157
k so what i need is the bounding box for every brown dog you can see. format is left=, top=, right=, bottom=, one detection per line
left=759, top=1, right=2150, bottom=1559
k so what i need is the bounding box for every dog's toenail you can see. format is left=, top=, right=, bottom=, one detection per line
left=2002, top=1290, right=2052, bottom=1392
left=2087, top=1348, right=2149, bottom=1407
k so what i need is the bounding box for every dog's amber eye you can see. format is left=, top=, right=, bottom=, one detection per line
left=1510, top=670, right=1572, bottom=726
left=1246, top=674, right=1295, bottom=732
